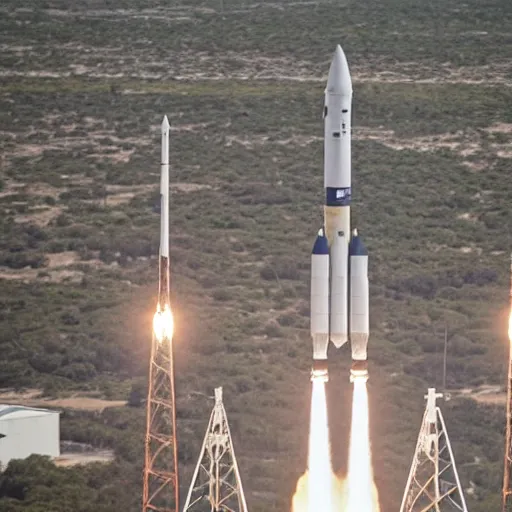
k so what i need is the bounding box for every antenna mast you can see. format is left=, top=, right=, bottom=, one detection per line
left=443, top=324, right=448, bottom=393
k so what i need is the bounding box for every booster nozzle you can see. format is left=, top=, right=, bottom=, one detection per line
left=350, top=360, right=368, bottom=383
left=311, top=359, right=329, bottom=382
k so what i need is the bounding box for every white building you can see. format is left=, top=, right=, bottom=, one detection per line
left=0, top=405, right=60, bottom=469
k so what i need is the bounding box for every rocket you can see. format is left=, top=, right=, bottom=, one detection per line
left=159, top=115, right=170, bottom=307
left=310, top=45, right=369, bottom=382
left=153, top=115, right=173, bottom=342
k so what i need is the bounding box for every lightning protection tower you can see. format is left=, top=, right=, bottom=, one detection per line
left=502, top=253, right=512, bottom=512
left=142, top=326, right=179, bottom=512
left=400, top=388, right=468, bottom=512
left=183, top=387, right=248, bottom=512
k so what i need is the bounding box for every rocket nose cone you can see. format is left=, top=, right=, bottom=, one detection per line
left=312, top=228, right=329, bottom=255
left=161, top=115, right=170, bottom=132
left=326, top=45, right=352, bottom=95
left=334, top=44, right=344, bottom=62
left=349, top=229, right=368, bottom=256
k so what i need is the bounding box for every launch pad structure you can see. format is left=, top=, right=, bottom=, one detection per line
left=400, top=388, right=468, bottom=512
left=142, top=329, right=179, bottom=512
left=183, top=387, right=248, bottom=512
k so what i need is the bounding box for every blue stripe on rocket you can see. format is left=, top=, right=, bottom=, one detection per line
left=326, top=187, right=351, bottom=207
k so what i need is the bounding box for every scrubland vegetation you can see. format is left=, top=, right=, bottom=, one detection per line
left=0, top=0, right=511, bottom=510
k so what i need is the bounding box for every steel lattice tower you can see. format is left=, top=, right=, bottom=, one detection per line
left=502, top=254, right=512, bottom=512
left=400, top=389, right=468, bottom=512
left=183, top=387, right=248, bottom=512
left=142, top=116, right=179, bottom=512
left=143, top=331, right=179, bottom=512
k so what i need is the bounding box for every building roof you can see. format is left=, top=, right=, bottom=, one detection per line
left=0, top=405, right=59, bottom=421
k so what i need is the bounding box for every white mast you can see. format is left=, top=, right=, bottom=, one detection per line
left=183, top=387, right=248, bottom=512
left=400, top=388, right=469, bottom=512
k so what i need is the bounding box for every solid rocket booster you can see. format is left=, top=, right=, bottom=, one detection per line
left=349, top=228, right=369, bottom=381
left=158, top=115, right=170, bottom=308
left=310, top=229, right=329, bottom=381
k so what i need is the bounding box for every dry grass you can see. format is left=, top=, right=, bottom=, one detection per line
left=454, top=385, right=506, bottom=405
left=54, top=450, right=115, bottom=467
left=14, top=206, right=63, bottom=227
left=0, top=251, right=106, bottom=283
left=0, top=388, right=127, bottom=411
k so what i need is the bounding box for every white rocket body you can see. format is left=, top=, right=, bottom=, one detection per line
left=160, top=116, right=170, bottom=260
left=349, top=229, right=369, bottom=362
left=158, top=116, right=170, bottom=308
left=311, top=230, right=330, bottom=360
left=329, top=230, right=348, bottom=348
left=310, top=46, right=370, bottom=381
left=310, top=229, right=330, bottom=381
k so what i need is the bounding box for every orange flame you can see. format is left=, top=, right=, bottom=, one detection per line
left=345, top=378, right=380, bottom=512
left=153, top=304, right=174, bottom=343
left=291, top=379, right=344, bottom=512
left=292, top=471, right=345, bottom=512
left=291, top=379, right=380, bottom=512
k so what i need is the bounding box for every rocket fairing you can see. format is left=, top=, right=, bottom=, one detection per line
left=310, top=45, right=370, bottom=381
left=158, top=115, right=170, bottom=308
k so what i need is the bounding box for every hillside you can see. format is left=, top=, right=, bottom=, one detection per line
left=0, top=0, right=511, bottom=511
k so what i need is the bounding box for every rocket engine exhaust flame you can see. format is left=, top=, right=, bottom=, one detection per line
left=311, top=369, right=329, bottom=383
left=153, top=304, right=174, bottom=343
left=345, top=379, right=380, bottom=512
left=292, top=378, right=342, bottom=512
left=308, top=378, right=333, bottom=512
